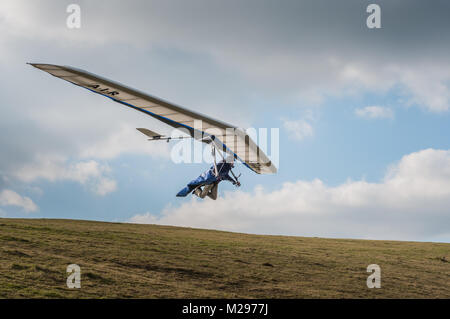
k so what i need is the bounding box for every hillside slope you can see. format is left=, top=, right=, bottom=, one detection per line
left=0, top=218, right=449, bottom=298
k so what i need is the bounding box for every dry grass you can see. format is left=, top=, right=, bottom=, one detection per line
left=0, top=218, right=449, bottom=298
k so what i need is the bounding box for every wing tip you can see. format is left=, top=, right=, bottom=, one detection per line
left=27, top=62, right=62, bottom=69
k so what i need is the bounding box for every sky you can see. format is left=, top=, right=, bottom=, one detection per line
left=1, top=0, right=450, bottom=242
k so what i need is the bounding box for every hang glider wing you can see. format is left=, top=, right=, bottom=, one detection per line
left=29, top=63, right=277, bottom=174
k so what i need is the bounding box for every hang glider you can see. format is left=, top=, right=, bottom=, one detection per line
left=29, top=63, right=277, bottom=177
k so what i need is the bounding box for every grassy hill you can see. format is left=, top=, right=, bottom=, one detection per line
left=0, top=218, right=449, bottom=298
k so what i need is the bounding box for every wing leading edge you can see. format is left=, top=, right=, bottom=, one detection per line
left=29, top=63, right=277, bottom=174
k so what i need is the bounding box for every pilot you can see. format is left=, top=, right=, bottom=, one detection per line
left=176, top=156, right=240, bottom=199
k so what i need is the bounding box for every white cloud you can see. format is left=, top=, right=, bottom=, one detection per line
left=79, top=124, right=171, bottom=160
left=129, top=212, right=159, bottom=224
left=283, top=119, right=314, bottom=141
left=0, top=189, right=38, bottom=212
left=355, top=106, right=394, bottom=119
left=397, top=65, right=450, bottom=112
left=130, top=149, right=450, bottom=241
left=1, top=1, right=449, bottom=113
left=14, top=156, right=118, bottom=196
left=94, top=178, right=117, bottom=196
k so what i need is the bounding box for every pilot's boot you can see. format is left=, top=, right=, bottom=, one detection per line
left=193, top=187, right=202, bottom=197
left=207, top=183, right=218, bottom=200
left=200, top=184, right=214, bottom=198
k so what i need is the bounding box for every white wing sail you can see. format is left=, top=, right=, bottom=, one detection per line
left=29, top=63, right=277, bottom=174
